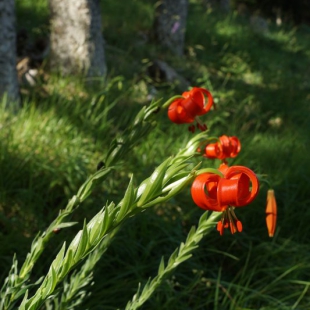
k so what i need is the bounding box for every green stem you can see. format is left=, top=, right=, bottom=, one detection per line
left=0, top=101, right=160, bottom=309
left=125, top=211, right=221, bottom=310
left=161, top=95, right=184, bottom=109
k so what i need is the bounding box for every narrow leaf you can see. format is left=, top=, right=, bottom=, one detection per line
left=137, top=158, right=171, bottom=206
left=52, top=222, right=78, bottom=230
left=74, top=222, right=89, bottom=261
left=117, top=175, right=135, bottom=221
left=158, top=257, right=165, bottom=275
left=52, top=243, right=66, bottom=273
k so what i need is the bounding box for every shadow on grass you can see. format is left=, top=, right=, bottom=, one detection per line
left=3, top=1, right=310, bottom=308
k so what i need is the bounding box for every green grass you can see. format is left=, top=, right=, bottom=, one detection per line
left=1, top=0, right=310, bottom=309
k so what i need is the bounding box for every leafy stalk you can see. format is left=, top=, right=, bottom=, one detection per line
left=1, top=93, right=215, bottom=309
left=19, top=142, right=214, bottom=309
left=0, top=98, right=163, bottom=309
left=125, top=211, right=221, bottom=310
left=52, top=229, right=119, bottom=310
left=47, top=131, right=215, bottom=309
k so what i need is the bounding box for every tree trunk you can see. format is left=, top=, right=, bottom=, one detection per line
left=153, top=0, right=188, bottom=56
left=0, top=0, right=20, bottom=106
left=49, top=0, right=107, bottom=77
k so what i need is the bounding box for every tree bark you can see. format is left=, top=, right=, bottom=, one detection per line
left=49, top=0, right=107, bottom=77
left=0, top=0, right=20, bottom=106
left=153, top=0, right=188, bottom=56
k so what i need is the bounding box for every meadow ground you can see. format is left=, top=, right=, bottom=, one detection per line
left=1, top=0, right=310, bottom=309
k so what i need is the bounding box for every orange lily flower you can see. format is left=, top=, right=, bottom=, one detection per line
left=168, top=87, right=213, bottom=132
left=191, top=166, right=259, bottom=235
left=204, top=135, right=241, bottom=160
left=266, top=189, right=277, bottom=237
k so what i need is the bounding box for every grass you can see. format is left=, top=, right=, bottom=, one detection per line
left=1, top=0, right=310, bottom=309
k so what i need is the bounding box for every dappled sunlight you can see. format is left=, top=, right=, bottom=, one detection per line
left=1, top=0, right=310, bottom=309
left=242, top=71, right=263, bottom=85
left=214, top=19, right=248, bottom=37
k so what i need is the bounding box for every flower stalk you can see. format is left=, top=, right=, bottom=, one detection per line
left=125, top=211, right=221, bottom=310
left=18, top=131, right=214, bottom=309
left=0, top=99, right=163, bottom=310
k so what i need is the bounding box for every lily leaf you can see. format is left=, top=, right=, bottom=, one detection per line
left=137, top=158, right=171, bottom=207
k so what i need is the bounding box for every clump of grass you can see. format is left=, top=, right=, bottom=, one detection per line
left=1, top=0, right=310, bottom=309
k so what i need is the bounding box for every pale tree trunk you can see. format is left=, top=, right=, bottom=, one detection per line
left=49, top=0, right=107, bottom=77
left=153, top=0, right=188, bottom=56
left=0, top=0, right=20, bottom=106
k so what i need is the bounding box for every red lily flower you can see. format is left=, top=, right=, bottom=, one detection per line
left=266, top=189, right=277, bottom=237
left=204, top=135, right=241, bottom=160
left=191, top=166, right=259, bottom=235
left=168, top=87, right=213, bottom=132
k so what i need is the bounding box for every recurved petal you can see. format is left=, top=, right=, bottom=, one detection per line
left=191, top=173, right=222, bottom=211
left=204, top=142, right=221, bottom=159
left=183, top=87, right=214, bottom=115
left=224, top=166, right=259, bottom=206
left=195, top=87, right=214, bottom=114
left=229, top=136, right=241, bottom=157
left=168, top=99, right=194, bottom=124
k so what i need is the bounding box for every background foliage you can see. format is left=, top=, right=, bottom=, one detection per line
left=232, top=0, right=310, bottom=25
left=1, top=0, right=310, bottom=308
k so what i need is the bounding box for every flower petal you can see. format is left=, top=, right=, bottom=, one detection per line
left=182, top=87, right=214, bottom=115
left=223, top=166, right=259, bottom=206
left=204, top=143, right=221, bottom=159
left=229, top=136, right=241, bottom=157
left=203, top=135, right=241, bottom=160
left=217, top=173, right=249, bottom=206
left=168, top=99, right=194, bottom=124
left=191, top=173, right=222, bottom=211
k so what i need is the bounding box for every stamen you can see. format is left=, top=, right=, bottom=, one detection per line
left=216, top=207, right=243, bottom=235
left=236, top=220, right=243, bottom=232
left=229, top=207, right=243, bottom=232
left=217, top=221, right=224, bottom=235
left=227, top=209, right=237, bottom=234
left=195, top=116, right=207, bottom=131
left=188, top=125, right=196, bottom=133
left=197, top=123, right=207, bottom=131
